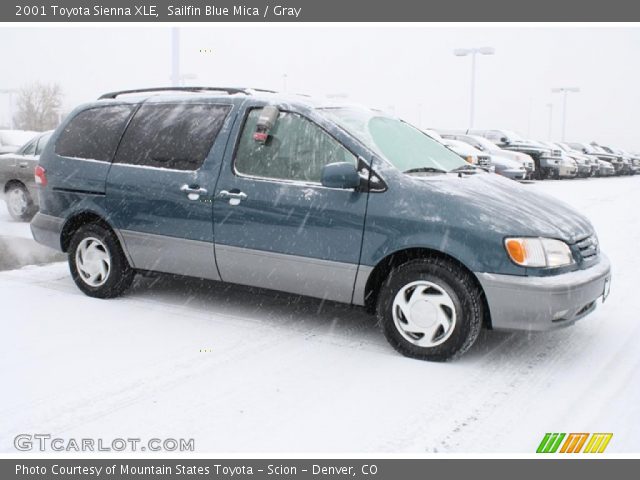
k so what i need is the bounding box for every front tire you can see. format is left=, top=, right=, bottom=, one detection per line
left=377, top=258, right=483, bottom=361
left=68, top=223, right=134, bottom=298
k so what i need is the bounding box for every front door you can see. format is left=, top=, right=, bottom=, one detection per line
left=106, top=101, right=234, bottom=280
left=213, top=106, right=368, bottom=303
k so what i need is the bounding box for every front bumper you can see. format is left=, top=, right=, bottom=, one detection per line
left=558, top=164, right=578, bottom=178
left=498, top=168, right=526, bottom=181
left=577, top=164, right=591, bottom=176
left=30, top=212, right=65, bottom=251
left=476, top=255, right=611, bottom=331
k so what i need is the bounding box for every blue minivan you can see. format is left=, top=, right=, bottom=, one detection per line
left=31, top=87, right=611, bottom=361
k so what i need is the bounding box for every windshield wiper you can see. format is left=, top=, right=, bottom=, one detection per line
left=403, top=167, right=447, bottom=174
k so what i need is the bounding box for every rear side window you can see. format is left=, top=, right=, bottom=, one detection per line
left=55, top=105, right=134, bottom=161
left=114, top=103, right=231, bottom=171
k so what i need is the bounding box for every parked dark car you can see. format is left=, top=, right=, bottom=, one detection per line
left=440, top=133, right=536, bottom=178
left=0, top=130, right=52, bottom=220
left=31, top=87, right=611, bottom=361
left=557, top=143, right=598, bottom=177
left=568, top=142, right=622, bottom=175
left=467, top=129, right=562, bottom=180
left=598, top=144, right=634, bottom=175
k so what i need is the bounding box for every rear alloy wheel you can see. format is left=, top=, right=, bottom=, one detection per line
left=69, top=223, right=134, bottom=298
left=377, top=258, right=483, bottom=361
left=6, top=184, right=36, bottom=221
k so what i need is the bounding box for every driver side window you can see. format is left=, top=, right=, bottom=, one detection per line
left=234, top=109, right=356, bottom=183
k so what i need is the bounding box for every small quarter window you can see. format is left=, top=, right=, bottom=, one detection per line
left=55, top=105, right=134, bottom=161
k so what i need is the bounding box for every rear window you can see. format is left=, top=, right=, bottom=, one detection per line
left=114, top=103, right=231, bottom=171
left=55, top=105, right=134, bottom=161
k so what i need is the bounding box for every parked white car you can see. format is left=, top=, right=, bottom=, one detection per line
left=440, top=133, right=536, bottom=178
left=440, top=138, right=492, bottom=168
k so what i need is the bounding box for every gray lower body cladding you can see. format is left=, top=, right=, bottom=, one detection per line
left=476, top=255, right=611, bottom=331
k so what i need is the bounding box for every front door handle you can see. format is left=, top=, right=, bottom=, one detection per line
left=218, top=190, right=248, bottom=205
left=180, top=184, right=208, bottom=200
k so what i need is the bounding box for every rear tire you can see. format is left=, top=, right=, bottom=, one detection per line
left=376, top=258, right=483, bottom=361
left=68, top=223, right=134, bottom=298
left=5, top=183, right=36, bottom=221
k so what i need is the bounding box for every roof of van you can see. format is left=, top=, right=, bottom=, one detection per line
left=95, top=87, right=327, bottom=108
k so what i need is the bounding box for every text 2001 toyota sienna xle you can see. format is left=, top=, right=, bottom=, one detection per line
left=31, top=87, right=612, bottom=361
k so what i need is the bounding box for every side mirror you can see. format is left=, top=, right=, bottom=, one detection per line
left=321, top=162, right=361, bottom=189
left=501, top=136, right=510, bottom=144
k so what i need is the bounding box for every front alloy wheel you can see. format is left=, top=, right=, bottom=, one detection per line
left=392, top=280, right=457, bottom=348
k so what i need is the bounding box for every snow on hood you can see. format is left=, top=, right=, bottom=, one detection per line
left=411, top=173, right=593, bottom=243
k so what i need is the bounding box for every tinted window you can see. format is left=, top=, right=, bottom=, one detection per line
left=114, top=103, right=230, bottom=171
left=55, top=106, right=134, bottom=161
left=35, top=132, right=52, bottom=156
left=235, top=109, right=356, bottom=183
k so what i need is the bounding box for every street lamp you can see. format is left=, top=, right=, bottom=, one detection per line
left=171, top=27, right=180, bottom=87
left=453, top=46, right=495, bottom=129
left=551, top=87, right=580, bottom=141
left=180, top=73, right=197, bottom=86
left=546, top=103, right=553, bottom=141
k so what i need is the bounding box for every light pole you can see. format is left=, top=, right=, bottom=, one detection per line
left=454, top=46, right=495, bottom=129
left=546, top=103, right=553, bottom=141
left=551, top=87, right=580, bottom=141
left=171, top=28, right=180, bottom=87
left=180, top=73, right=197, bottom=86
left=0, top=88, right=18, bottom=129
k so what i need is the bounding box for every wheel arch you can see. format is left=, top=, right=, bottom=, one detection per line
left=4, top=179, right=27, bottom=193
left=363, top=247, right=492, bottom=329
left=60, top=211, right=129, bottom=264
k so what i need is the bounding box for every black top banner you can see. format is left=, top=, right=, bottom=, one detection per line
left=5, top=0, right=640, bottom=22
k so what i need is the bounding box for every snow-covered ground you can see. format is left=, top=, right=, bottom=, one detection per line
left=1, top=176, right=639, bottom=453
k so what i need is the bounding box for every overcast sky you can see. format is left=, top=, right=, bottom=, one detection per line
left=1, top=26, right=639, bottom=150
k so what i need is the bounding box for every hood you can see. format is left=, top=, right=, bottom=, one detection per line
left=494, top=149, right=532, bottom=164
left=503, top=140, right=552, bottom=155
left=491, top=154, right=524, bottom=169
left=411, top=172, right=593, bottom=244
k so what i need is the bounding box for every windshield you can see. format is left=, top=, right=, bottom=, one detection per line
left=501, top=130, right=526, bottom=142
left=320, top=107, right=466, bottom=173
left=469, top=136, right=500, bottom=152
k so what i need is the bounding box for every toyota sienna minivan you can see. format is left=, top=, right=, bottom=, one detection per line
left=31, top=87, right=612, bottom=361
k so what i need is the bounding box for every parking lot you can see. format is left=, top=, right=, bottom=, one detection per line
left=0, top=175, right=638, bottom=453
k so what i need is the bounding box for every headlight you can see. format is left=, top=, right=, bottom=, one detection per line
left=504, top=237, right=574, bottom=267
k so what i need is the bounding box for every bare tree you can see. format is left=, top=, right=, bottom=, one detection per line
left=13, top=82, right=63, bottom=131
